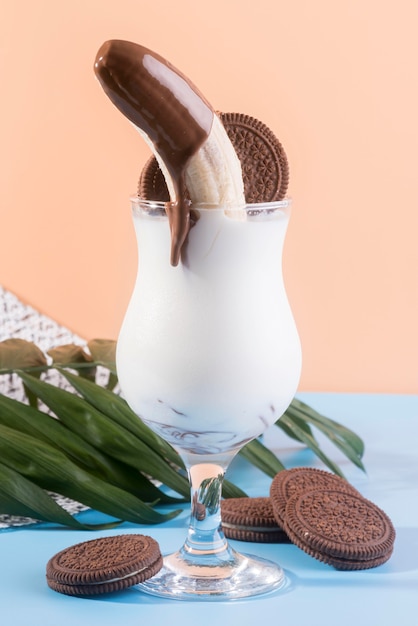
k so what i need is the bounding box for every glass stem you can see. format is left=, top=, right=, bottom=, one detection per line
left=180, top=457, right=233, bottom=560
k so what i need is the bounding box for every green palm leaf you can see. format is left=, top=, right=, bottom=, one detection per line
left=0, top=461, right=119, bottom=530
left=0, top=394, right=182, bottom=505
left=60, top=369, right=181, bottom=467
left=18, top=372, right=189, bottom=498
left=278, top=413, right=345, bottom=477
left=0, top=424, right=180, bottom=525
left=282, top=399, right=365, bottom=472
left=0, top=338, right=366, bottom=528
left=239, top=438, right=286, bottom=477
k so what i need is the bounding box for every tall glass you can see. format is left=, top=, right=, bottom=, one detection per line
left=116, top=198, right=302, bottom=599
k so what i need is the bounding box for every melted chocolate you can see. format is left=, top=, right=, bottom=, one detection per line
left=94, top=40, right=214, bottom=265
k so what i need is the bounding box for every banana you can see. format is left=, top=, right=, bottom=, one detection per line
left=95, top=39, right=246, bottom=264
left=185, top=114, right=245, bottom=207
left=135, top=113, right=245, bottom=207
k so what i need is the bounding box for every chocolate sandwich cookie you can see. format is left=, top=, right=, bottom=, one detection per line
left=283, top=489, right=396, bottom=570
left=138, top=112, right=289, bottom=204
left=46, top=534, right=162, bottom=596
left=219, top=112, right=289, bottom=203
left=138, top=155, right=172, bottom=202
left=221, top=497, right=290, bottom=543
left=314, top=547, right=394, bottom=571
left=270, top=467, right=360, bottom=526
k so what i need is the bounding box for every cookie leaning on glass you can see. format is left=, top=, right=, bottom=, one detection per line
left=269, top=468, right=396, bottom=570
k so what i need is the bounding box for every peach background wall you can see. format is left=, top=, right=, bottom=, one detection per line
left=1, top=0, right=417, bottom=393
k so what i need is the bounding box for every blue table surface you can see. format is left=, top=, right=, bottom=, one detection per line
left=1, top=392, right=418, bottom=626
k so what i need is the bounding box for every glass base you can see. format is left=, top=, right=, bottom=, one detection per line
left=137, top=546, right=287, bottom=600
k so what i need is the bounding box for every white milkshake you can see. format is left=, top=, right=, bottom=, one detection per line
left=117, top=199, right=301, bottom=455
left=95, top=39, right=301, bottom=598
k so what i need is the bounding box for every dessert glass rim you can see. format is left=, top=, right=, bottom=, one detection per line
left=130, top=196, right=292, bottom=216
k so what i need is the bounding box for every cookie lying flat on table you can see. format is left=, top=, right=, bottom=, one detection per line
left=46, top=534, right=162, bottom=596
left=221, top=497, right=290, bottom=543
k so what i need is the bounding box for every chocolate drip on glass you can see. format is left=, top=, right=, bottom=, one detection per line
left=94, top=39, right=214, bottom=265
